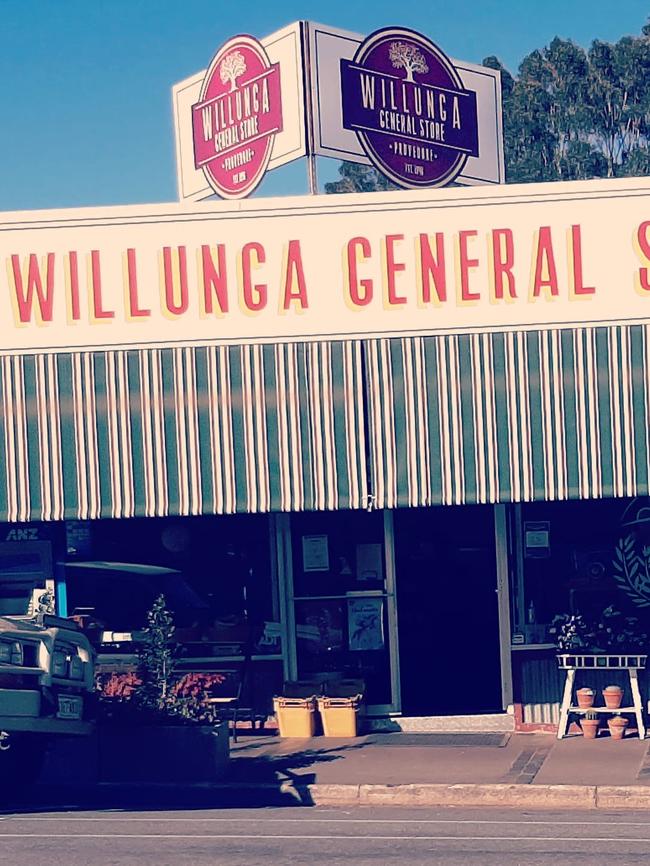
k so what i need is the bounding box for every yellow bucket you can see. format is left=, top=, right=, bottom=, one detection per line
left=273, top=696, right=317, bottom=737
left=317, top=696, right=361, bottom=737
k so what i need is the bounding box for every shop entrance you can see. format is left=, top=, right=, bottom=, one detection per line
left=394, top=505, right=503, bottom=716
left=285, top=510, right=399, bottom=715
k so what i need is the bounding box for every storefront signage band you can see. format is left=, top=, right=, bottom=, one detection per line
left=3, top=177, right=650, bottom=354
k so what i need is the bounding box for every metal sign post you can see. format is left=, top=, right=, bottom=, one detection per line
left=301, top=20, right=319, bottom=196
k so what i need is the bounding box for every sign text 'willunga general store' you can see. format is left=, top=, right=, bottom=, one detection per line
left=3, top=178, right=650, bottom=354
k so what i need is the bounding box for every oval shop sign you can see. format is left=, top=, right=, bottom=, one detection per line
left=341, top=26, right=479, bottom=189
left=192, top=34, right=283, bottom=199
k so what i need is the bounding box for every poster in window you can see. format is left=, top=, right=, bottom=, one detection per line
left=302, top=534, right=330, bottom=571
left=355, top=543, right=383, bottom=584
left=296, top=600, right=344, bottom=654
left=347, top=597, right=384, bottom=651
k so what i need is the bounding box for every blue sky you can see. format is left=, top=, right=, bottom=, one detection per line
left=1, top=0, right=649, bottom=211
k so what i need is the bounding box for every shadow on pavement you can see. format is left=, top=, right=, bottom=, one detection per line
left=0, top=739, right=366, bottom=814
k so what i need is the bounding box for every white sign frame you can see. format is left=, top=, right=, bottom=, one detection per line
left=172, top=22, right=308, bottom=203
left=307, top=21, right=505, bottom=187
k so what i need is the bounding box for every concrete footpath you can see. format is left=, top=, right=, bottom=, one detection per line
left=223, top=730, right=650, bottom=809
left=21, top=730, right=650, bottom=811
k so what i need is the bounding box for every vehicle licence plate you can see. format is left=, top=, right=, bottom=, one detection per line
left=57, top=695, right=83, bottom=719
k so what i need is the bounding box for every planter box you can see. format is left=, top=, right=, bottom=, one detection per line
left=98, top=723, right=230, bottom=783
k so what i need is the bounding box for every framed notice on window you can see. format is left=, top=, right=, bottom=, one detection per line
left=302, top=534, right=330, bottom=572
left=356, top=543, right=383, bottom=584
left=348, top=597, right=384, bottom=651
left=524, top=521, right=550, bottom=558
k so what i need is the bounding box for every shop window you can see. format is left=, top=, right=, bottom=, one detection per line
left=512, top=498, right=650, bottom=647
left=63, top=514, right=279, bottom=658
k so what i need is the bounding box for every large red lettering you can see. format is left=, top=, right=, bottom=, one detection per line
left=10, top=253, right=55, bottom=323
left=201, top=245, right=228, bottom=315
left=532, top=227, right=559, bottom=298
left=491, top=229, right=516, bottom=300
left=163, top=246, right=189, bottom=316
left=458, top=230, right=480, bottom=301
left=282, top=240, right=308, bottom=311
left=346, top=237, right=373, bottom=307
left=637, top=221, right=650, bottom=292
left=66, top=251, right=81, bottom=321
left=384, top=234, right=406, bottom=306
left=418, top=233, right=446, bottom=305
left=241, top=243, right=267, bottom=312
left=570, top=225, right=595, bottom=296
left=126, top=248, right=151, bottom=318
left=91, top=250, right=114, bottom=319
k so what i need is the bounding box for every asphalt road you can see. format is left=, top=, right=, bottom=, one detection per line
left=3, top=805, right=650, bottom=865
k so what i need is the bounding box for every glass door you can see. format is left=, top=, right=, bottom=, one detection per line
left=284, top=510, right=400, bottom=714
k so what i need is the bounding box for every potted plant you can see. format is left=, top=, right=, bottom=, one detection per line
left=551, top=606, right=648, bottom=654
left=576, top=687, right=595, bottom=709
left=96, top=594, right=230, bottom=783
left=607, top=713, right=630, bottom=740
left=580, top=710, right=600, bottom=739
left=550, top=613, right=588, bottom=651
left=603, top=684, right=624, bottom=710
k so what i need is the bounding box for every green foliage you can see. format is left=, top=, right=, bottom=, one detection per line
left=97, top=594, right=224, bottom=726
left=552, top=605, right=647, bottom=652
left=324, top=161, right=397, bottom=194
left=490, top=21, right=650, bottom=183
left=137, top=593, right=176, bottom=711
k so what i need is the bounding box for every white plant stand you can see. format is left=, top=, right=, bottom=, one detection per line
left=556, top=653, right=647, bottom=740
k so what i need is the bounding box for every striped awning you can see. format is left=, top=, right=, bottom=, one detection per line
left=365, top=326, right=650, bottom=508
left=0, top=342, right=368, bottom=521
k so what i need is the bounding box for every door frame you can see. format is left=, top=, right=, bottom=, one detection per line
left=495, top=504, right=513, bottom=710
left=276, top=510, right=401, bottom=715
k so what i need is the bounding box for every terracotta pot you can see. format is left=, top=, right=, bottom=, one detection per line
left=580, top=719, right=600, bottom=739
left=603, top=688, right=624, bottom=710
left=576, top=688, right=595, bottom=709
left=607, top=717, right=629, bottom=741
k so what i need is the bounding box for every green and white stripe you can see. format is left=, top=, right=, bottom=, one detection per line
left=0, top=342, right=367, bottom=521
left=365, top=326, right=650, bottom=508
left=4, top=325, right=650, bottom=522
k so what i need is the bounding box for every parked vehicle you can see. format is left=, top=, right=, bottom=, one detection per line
left=0, top=610, right=94, bottom=785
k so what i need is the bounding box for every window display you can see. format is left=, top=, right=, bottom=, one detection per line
left=513, top=498, right=650, bottom=650
left=62, top=514, right=278, bottom=657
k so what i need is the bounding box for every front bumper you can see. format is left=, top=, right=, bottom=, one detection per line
left=0, top=688, right=92, bottom=736
left=0, top=715, right=93, bottom=735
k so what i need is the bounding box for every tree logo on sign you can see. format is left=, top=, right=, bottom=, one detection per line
left=389, top=42, right=429, bottom=82
left=219, top=51, right=246, bottom=92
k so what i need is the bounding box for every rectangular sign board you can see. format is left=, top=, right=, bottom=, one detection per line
left=173, top=22, right=307, bottom=202
left=308, top=22, right=505, bottom=186
left=2, top=177, right=650, bottom=355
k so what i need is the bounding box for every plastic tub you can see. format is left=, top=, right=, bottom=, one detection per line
left=317, top=696, right=361, bottom=737
left=273, top=696, right=317, bottom=737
